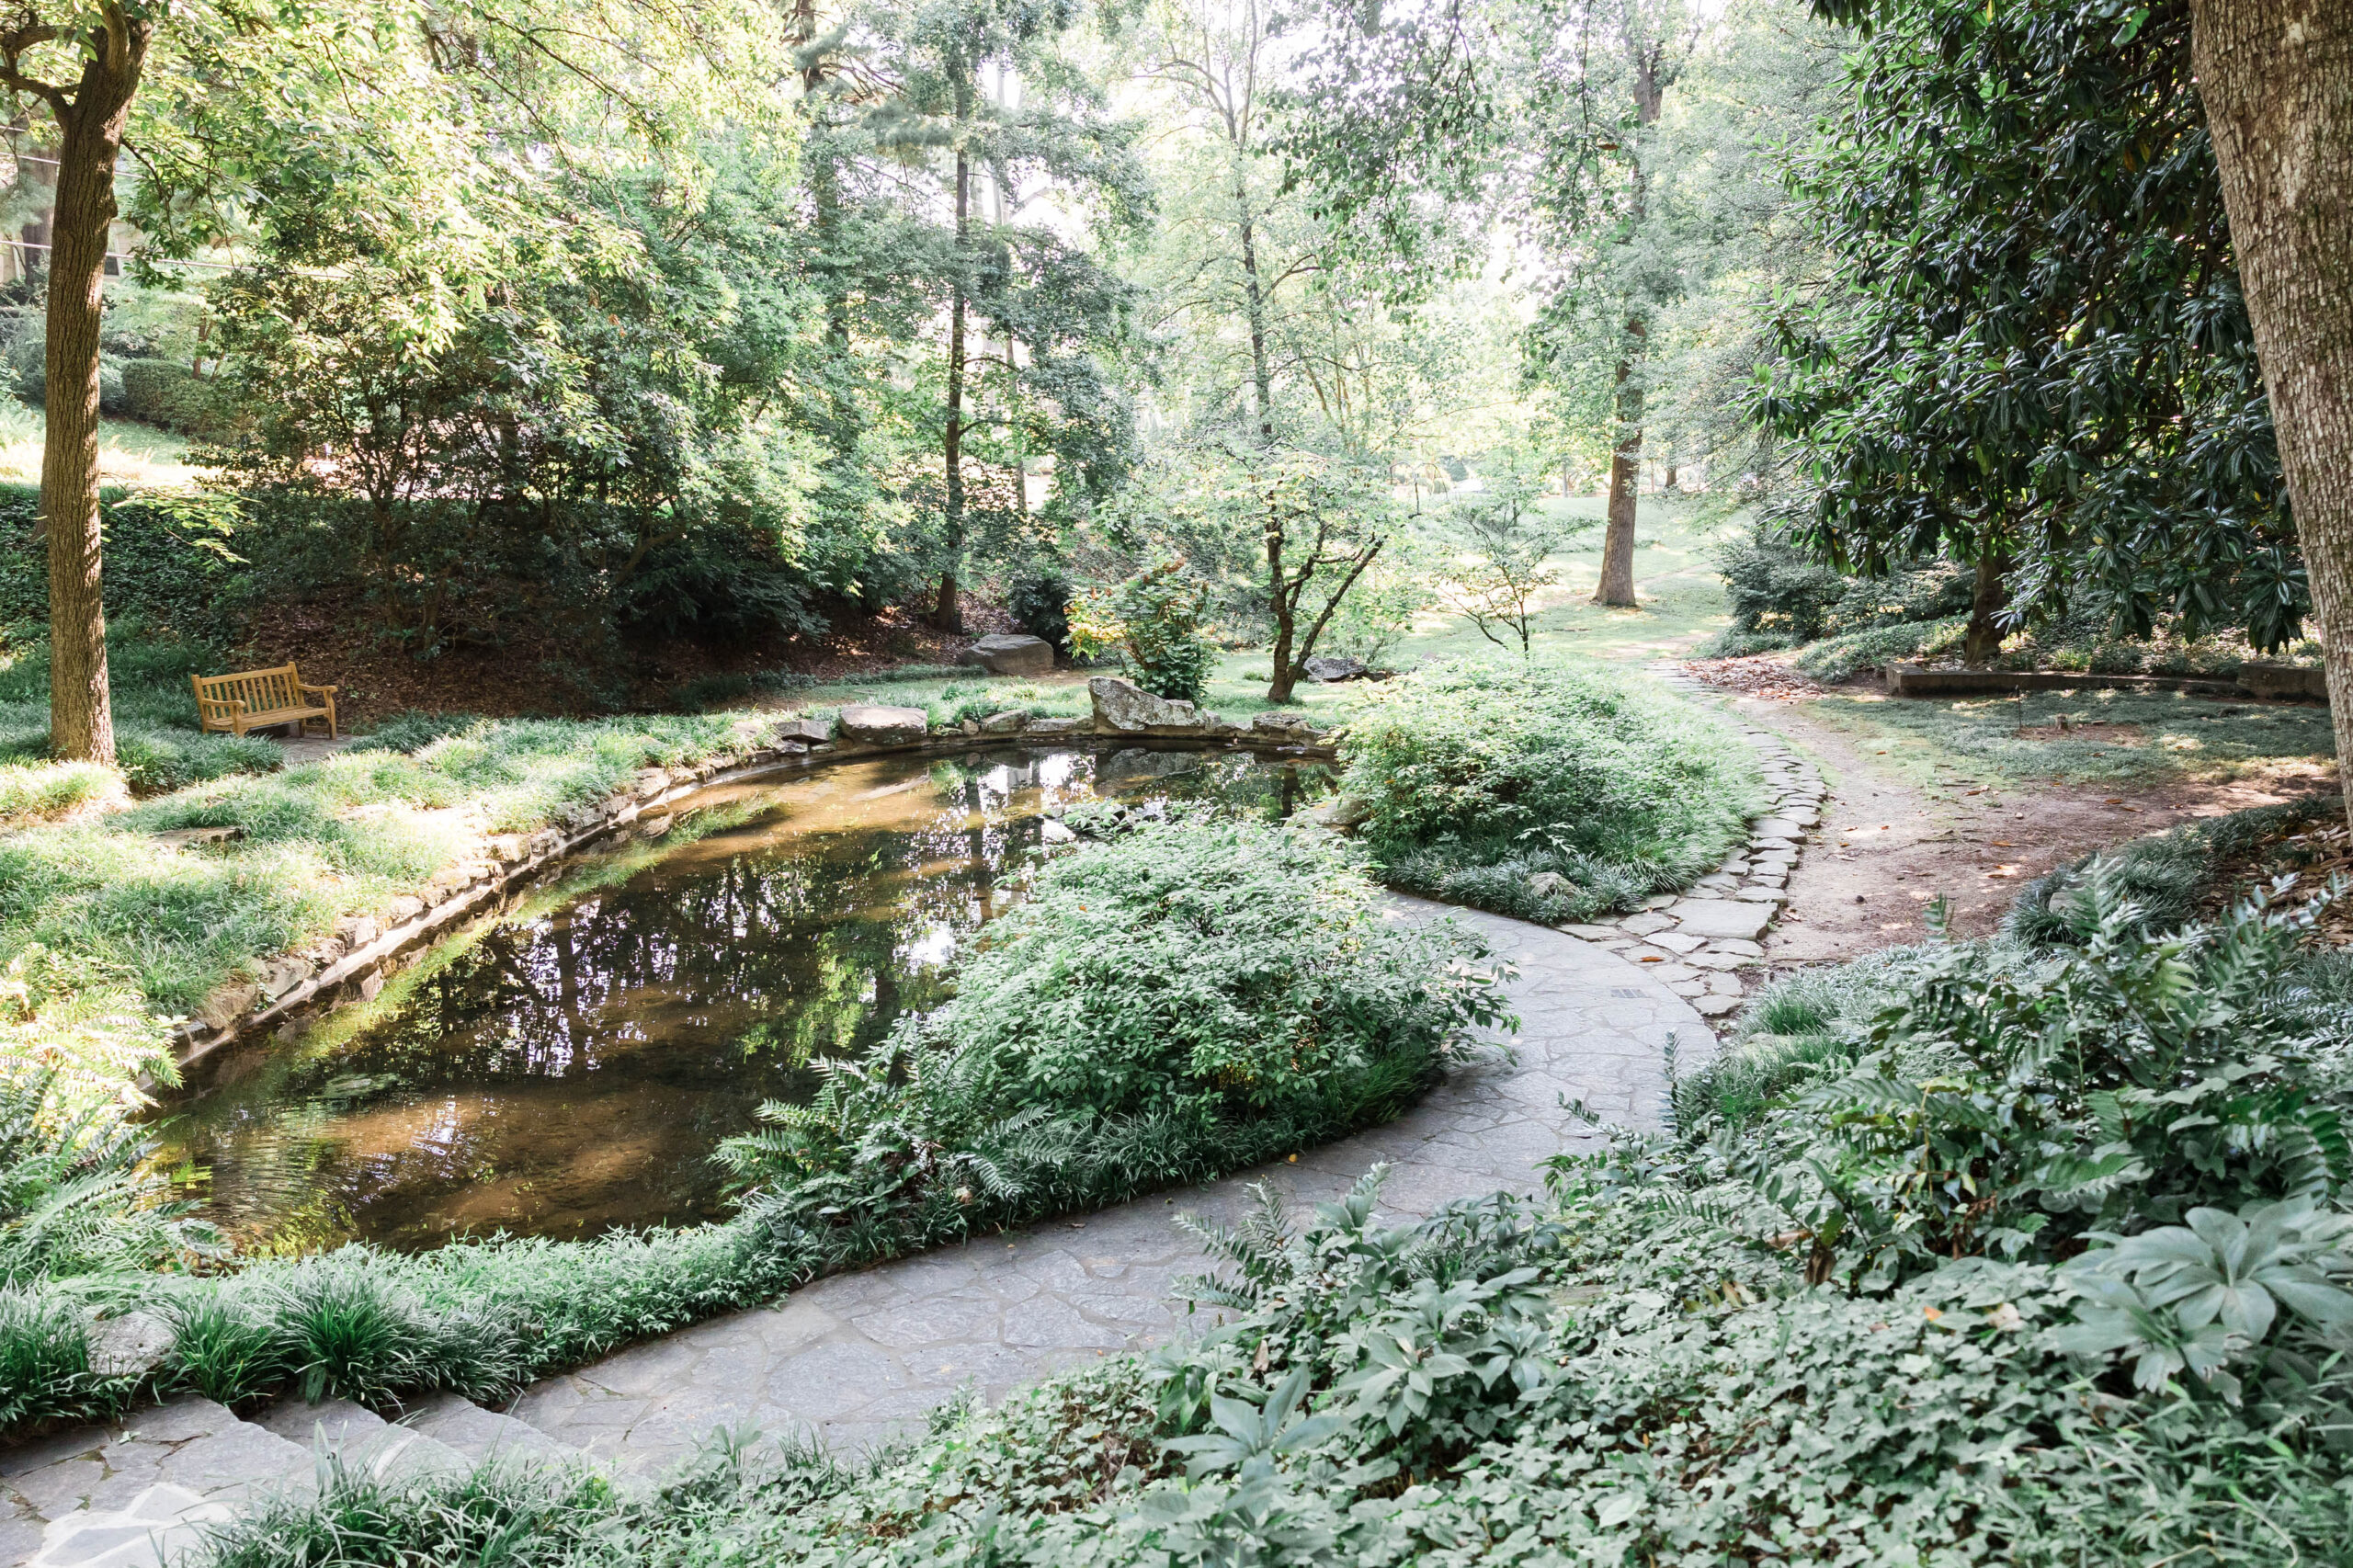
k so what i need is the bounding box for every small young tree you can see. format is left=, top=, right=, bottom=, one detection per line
left=1436, top=475, right=1591, bottom=658
left=1067, top=557, right=1217, bottom=702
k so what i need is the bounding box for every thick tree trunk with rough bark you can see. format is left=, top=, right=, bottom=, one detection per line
left=9, top=10, right=152, bottom=765
left=2189, top=0, right=2353, bottom=815
left=1963, top=548, right=2011, bottom=666
left=1593, top=345, right=1643, bottom=608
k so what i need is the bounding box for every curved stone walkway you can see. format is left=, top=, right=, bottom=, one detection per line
left=507, top=901, right=1714, bottom=1468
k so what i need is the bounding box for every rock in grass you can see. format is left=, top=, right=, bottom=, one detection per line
left=1090, top=676, right=1200, bottom=732
left=981, top=710, right=1026, bottom=733
left=1527, top=870, right=1577, bottom=901
left=1304, top=654, right=1368, bottom=682
left=962, top=633, right=1056, bottom=676
left=838, top=704, right=928, bottom=745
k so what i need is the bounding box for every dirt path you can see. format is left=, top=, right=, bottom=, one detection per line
left=1723, top=695, right=2337, bottom=970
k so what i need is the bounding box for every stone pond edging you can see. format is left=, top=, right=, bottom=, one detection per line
left=165, top=680, right=1337, bottom=1068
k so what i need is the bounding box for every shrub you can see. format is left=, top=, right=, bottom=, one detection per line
left=1717, top=535, right=1847, bottom=640
left=1790, top=612, right=1966, bottom=681
left=1822, top=559, right=1974, bottom=633
left=1007, top=568, right=1074, bottom=653
left=1338, top=659, right=1761, bottom=921
left=1696, top=627, right=1795, bottom=657
left=1068, top=559, right=1216, bottom=703
left=2006, top=792, right=2341, bottom=946
left=720, top=817, right=1510, bottom=1257
left=116, top=358, right=222, bottom=436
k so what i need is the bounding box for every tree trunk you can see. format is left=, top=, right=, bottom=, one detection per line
left=1593, top=335, right=1644, bottom=608
left=1265, top=493, right=1296, bottom=703
left=1963, top=547, right=2010, bottom=666
left=1233, top=153, right=1273, bottom=444
left=936, top=142, right=971, bottom=633
left=34, top=13, right=151, bottom=766
left=2189, top=0, right=2353, bottom=815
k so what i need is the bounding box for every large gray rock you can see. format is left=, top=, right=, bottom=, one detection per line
left=961, top=633, right=1055, bottom=676
left=837, top=704, right=928, bottom=745
left=1089, top=676, right=1200, bottom=732
left=1303, top=654, right=1367, bottom=683
left=779, top=717, right=833, bottom=744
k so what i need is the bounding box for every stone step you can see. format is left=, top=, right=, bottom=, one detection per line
left=5, top=1398, right=313, bottom=1568
left=254, top=1399, right=474, bottom=1483
left=402, top=1395, right=578, bottom=1467
left=4, top=1392, right=536, bottom=1568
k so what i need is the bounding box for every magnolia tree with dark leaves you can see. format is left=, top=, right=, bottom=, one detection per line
left=1766, top=0, right=2302, bottom=667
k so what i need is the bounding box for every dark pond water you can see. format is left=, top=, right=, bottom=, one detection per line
left=148, top=744, right=1330, bottom=1255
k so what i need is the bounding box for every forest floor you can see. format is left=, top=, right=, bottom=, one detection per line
left=1677, top=660, right=2338, bottom=968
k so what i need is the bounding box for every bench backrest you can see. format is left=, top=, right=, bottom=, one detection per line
left=194, top=664, right=305, bottom=713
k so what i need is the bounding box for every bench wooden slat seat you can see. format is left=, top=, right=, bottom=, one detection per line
left=191, top=663, right=338, bottom=739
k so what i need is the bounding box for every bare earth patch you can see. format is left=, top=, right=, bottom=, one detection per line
left=1729, top=695, right=2339, bottom=972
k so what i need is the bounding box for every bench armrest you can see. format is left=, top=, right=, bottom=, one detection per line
left=198, top=695, right=248, bottom=717
left=298, top=683, right=337, bottom=698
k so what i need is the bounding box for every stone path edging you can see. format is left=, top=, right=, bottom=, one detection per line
left=1551, top=673, right=1824, bottom=1017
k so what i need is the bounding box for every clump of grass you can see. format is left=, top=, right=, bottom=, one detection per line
left=0, top=757, right=117, bottom=826
left=0, top=1287, right=132, bottom=1431
left=197, top=1449, right=616, bottom=1568
left=1, top=710, right=793, bottom=1018
left=347, top=709, right=485, bottom=754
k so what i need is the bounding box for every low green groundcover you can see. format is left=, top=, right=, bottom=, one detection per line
left=190, top=869, right=2353, bottom=1566
left=1338, top=658, right=1762, bottom=923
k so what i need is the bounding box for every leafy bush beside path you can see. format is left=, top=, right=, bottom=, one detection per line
left=1338, top=658, right=1762, bottom=923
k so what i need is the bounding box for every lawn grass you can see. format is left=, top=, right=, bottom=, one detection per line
left=1801, top=687, right=2337, bottom=796
left=0, top=711, right=793, bottom=1022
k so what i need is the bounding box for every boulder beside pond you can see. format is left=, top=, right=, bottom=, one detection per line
left=837, top=704, right=928, bottom=744
left=962, top=633, right=1055, bottom=676
left=1090, top=676, right=1201, bottom=732
left=1303, top=654, right=1368, bottom=683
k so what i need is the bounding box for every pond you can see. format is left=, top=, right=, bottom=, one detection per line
left=148, top=744, right=1330, bottom=1256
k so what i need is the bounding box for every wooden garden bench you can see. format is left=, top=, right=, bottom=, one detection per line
left=191, top=663, right=339, bottom=739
